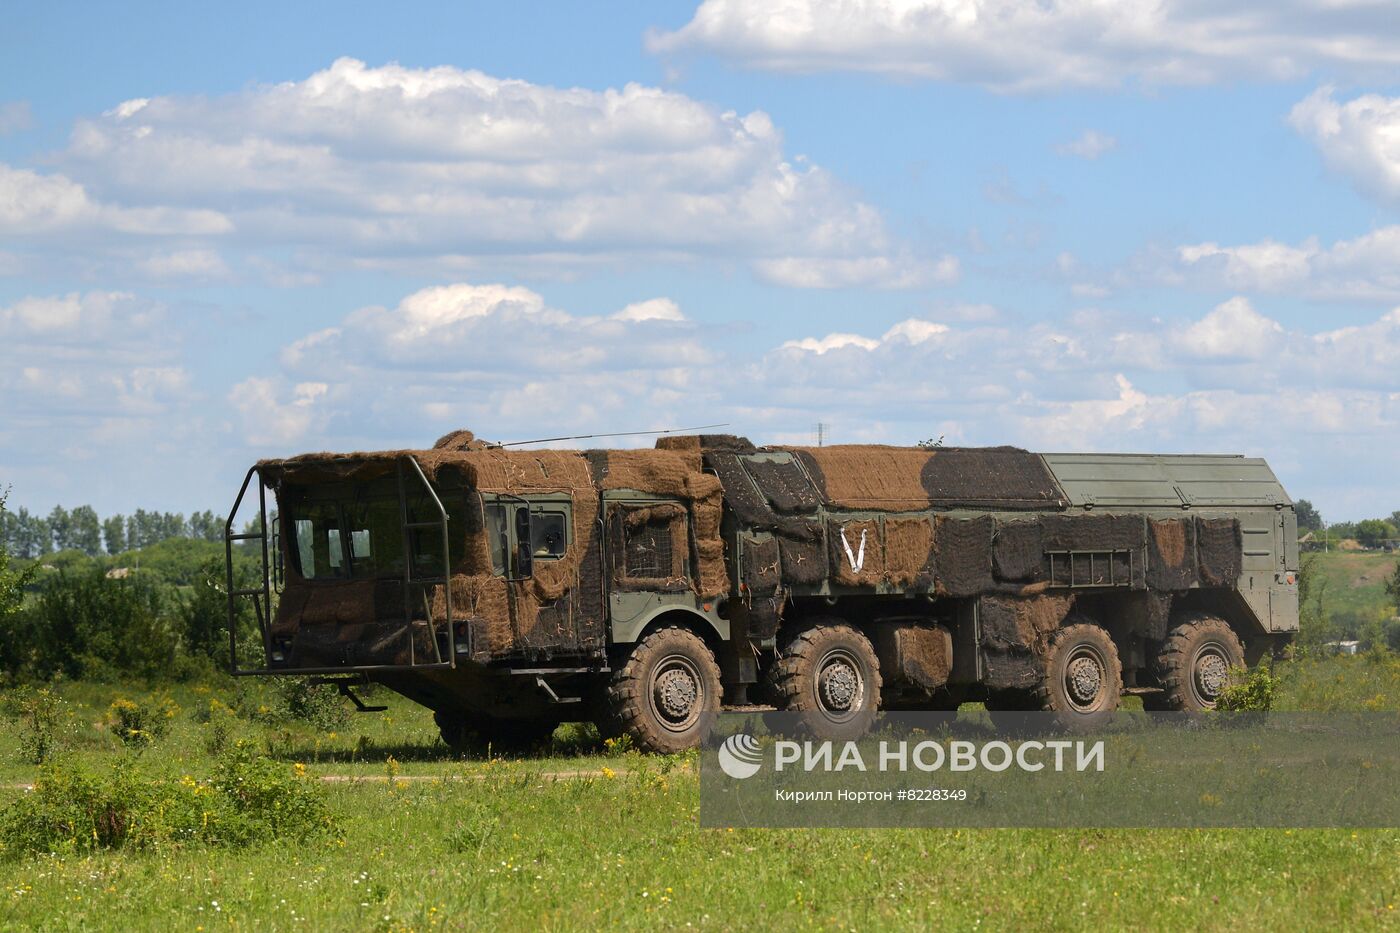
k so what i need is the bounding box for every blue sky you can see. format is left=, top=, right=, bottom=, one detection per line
left=3, top=1, right=1400, bottom=523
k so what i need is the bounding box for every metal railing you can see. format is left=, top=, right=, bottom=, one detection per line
left=224, top=455, right=461, bottom=676
left=1046, top=547, right=1140, bottom=589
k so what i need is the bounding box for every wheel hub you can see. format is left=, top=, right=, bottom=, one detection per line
left=654, top=667, right=699, bottom=722
left=818, top=660, right=859, bottom=711
left=1195, top=652, right=1230, bottom=700
left=1066, top=655, right=1103, bottom=705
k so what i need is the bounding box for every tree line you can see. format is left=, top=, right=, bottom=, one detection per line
left=1293, top=499, right=1400, bottom=549
left=0, top=504, right=226, bottom=559
left=0, top=490, right=260, bottom=681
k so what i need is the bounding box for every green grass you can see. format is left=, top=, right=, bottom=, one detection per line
left=1, top=776, right=1396, bottom=931
left=1305, top=550, right=1399, bottom=627
left=1, top=656, right=1398, bottom=931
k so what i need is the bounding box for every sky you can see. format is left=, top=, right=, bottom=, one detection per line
left=2, top=0, right=1399, bottom=524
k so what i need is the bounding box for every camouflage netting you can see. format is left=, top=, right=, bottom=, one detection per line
left=610, top=502, right=691, bottom=591
left=1196, top=517, right=1243, bottom=586
left=828, top=518, right=884, bottom=586
left=933, top=516, right=995, bottom=597
left=884, top=517, right=934, bottom=588
left=978, top=594, right=1078, bottom=689
left=590, top=448, right=728, bottom=598
left=788, top=445, right=1064, bottom=512
left=432, top=429, right=493, bottom=451
left=1146, top=518, right=1197, bottom=590
left=266, top=439, right=729, bottom=664
left=992, top=521, right=1044, bottom=582
left=265, top=431, right=1251, bottom=667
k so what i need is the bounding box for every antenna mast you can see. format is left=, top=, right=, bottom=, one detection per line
left=498, top=422, right=730, bottom=448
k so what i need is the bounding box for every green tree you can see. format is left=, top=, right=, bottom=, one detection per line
left=28, top=568, right=172, bottom=679
left=102, top=514, right=127, bottom=554
left=1, top=490, right=38, bottom=673
left=10, top=507, right=51, bottom=559
left=1355, top=519, right=1397, bottom=549
left=69, top=505, right=102, bottom=556
left=46, top=505, right=72, bottom=552
left=189, top=510, right=226, bottom=542
left=1294, top=499, right=1322, bottom=532
left=1386, top=560, right=1400, bottom=612
left=0, top=490, right=35, bottom=618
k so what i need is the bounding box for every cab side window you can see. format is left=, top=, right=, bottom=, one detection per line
left=483, top=500, right=570, bottom=576
left=530, top=512, right=567, bottom=559
left=611, top=502, right=689, bottom=586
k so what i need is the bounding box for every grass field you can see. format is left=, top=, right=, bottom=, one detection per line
left=2, top=653, right=1398, bottom=931
left=1304, top=550, right=1400, bottom=629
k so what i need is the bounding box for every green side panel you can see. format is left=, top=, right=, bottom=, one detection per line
left=1039, top=453, right=1291, bottom=509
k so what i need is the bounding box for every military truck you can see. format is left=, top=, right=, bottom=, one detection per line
left=224, top=431, right=1298, bottom=752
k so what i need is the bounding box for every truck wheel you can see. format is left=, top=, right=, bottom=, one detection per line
left=1151, top=615, right=1245, bottom=711
left=1031, top=622, right=1122, bottom=719
left=770, top=621, right=882, bottom=741
left=435, top=710, right=557, bottom=755
left=606, top=626, right=722, bottom=754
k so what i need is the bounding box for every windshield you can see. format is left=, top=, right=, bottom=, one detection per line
left=284, top=475, right=466, bottom=581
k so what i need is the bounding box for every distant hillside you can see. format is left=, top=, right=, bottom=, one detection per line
left=1303, top=550, right=1400, bottom=640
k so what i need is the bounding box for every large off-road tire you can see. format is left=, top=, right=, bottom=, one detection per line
left=1031, top=622, right=1122, bottom=722
left=605, top=626, right=722, bottom=754
left=435, top=710, right=558, bottom=755
left=1148, top=615, right=1245, bottom=711
left=770, top=621, right=883, bottom=741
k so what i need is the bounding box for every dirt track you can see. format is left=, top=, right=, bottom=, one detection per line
left=1, top=766, right=659, bottom=792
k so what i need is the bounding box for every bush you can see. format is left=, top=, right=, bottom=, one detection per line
left=276, top=678, right=351, bottom=731
left=1, top=685, right=68, bottom=764
left=208, top=740, right=334, bottom=845
left=0, top=741, right=334, bottom=858
left=1216, top=665, right=1280, bottom=712
left=106, top=695, right=181, bottom=748
left=197, top=698, right=240, bottom=757
left=24, top=569, right=173, bottom=680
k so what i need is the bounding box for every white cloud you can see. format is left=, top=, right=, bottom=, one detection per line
left=1055, top=130, right=1117, bottom=159
left=651, top=1, right=1400, bottom=91
left=41, top=58, right=935, bottom=287
left=250, top=281, right=716, bottom=447
left=755, top=299, right=1400, bottom=452
left=1176, top=296, right=1285, bottom=359
left=0, top=290, right=154, bottom=338
left=780, top=333, right=881, bottom=354
left=1162, top=227, right=1400, bottom=300
left=754, top=253, right=957, bottom=289
left=134, top=248, right=230, bottom=281
left=0, top=163, right=232, bottom=237
left=387, top=283, right=548, bottom=341
left=0, top=291, right=192, bottom=467
left=882, top=319, right=949, bottom=344
left=613, top=298, right=686, bottom=322
left=10, top=283, right=1400, bottom=522
left=1177, top=239, right=1314, bottom=291
left=229, top=378, right=330, bottom=446
left=1290, top=87, right=1400, bottom=206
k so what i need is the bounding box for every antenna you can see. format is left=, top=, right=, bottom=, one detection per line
left=498, top=422, right=731, bottom=448
left=815, top=422, right=826, bottom=447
